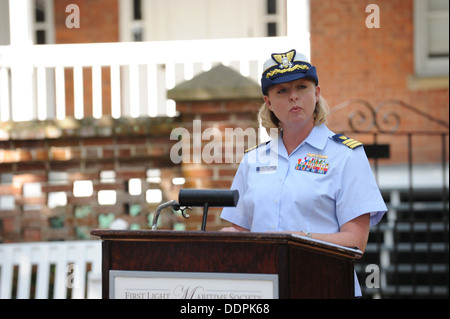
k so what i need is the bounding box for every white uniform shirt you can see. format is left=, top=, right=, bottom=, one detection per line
left=220, top=124, right=387, bottom=296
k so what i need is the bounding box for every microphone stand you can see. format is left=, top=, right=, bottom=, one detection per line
left=152, top=189, right=239, bottom=231
left=201, top=202, right=209, bottom=231
left=151, top=200, right=190, bottom=230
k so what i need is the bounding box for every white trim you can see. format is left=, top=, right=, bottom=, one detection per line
left=287, top=0, right=310, bottom=36
left=1, top=37, right=309, bottom=120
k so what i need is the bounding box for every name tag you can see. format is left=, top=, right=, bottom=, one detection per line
left=256, top=166, right=277, bottom=173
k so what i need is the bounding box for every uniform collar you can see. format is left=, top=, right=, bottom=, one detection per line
left=271, top=124, right=331, bottom=158
left=303, top=124, right=331, bottom=151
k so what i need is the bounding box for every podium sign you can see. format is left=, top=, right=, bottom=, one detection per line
left=91, top=230, right=362, bottom=299
left=110, top=271, right=278, bottom=299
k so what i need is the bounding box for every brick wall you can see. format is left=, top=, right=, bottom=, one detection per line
left=54, top=0, right=119, bottom=44
left=0, top=117, right=179, bottom=242
left=169, top=99, right=261, bottom=230
left=310, top=0, right=448, bottom=131
left=0, top=97, right=260, bottom=242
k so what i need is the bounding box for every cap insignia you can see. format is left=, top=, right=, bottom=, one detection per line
left=272, top=49, right=296, bottom=69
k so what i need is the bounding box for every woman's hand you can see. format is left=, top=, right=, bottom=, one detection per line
left=220, top=224, right=249, bottom=232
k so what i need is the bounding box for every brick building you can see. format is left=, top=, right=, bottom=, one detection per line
left=0, top=0, right=448, bottom=298
left=0, top=0, right=448, bottom=236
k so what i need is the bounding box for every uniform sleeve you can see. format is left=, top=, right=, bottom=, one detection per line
left=220, top=160, right=251, bottom=229
left=335, top=147, right=387, bottom=227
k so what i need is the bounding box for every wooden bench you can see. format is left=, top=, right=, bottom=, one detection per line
left=0, top=240, right=101, bottom=299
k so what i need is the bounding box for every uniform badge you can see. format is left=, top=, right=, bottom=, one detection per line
left=272, top=49, right=296, bottom=69
left=256, top=166, right=277, bottom=173
left=295, top=155, right=329, bottom=174
left=263, top=49, right=311, bottom=80
left=332, top=134, right=363, bottom=149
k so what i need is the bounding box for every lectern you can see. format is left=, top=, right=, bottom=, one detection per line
left=91, top=230, right=362, bottom=299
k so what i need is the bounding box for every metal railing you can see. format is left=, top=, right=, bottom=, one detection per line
left=331, top=99, right=449, bottom=298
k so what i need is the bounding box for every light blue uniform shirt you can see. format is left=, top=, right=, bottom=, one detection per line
left=221, top=124, right=387, bottom=296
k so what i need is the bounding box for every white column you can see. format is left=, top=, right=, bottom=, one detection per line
left=9, top=0, right=35, bottom=121
left=55, top=66, right=66, bottom=119
left=92, top=65, right=102, bottom=119
left=118, top=0, right=132, bottom=42
left=9, top=0, right=33, bottom=46
left=110, top=65, right=121, bottom=119
left=73, top=66, right=84, bottom=119
left=286, top=0, right=311, bottom=58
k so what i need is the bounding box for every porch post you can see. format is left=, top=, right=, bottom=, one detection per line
left=286, top=0, right=311, bottom=58
left=9, top=0, right=35, bottom=121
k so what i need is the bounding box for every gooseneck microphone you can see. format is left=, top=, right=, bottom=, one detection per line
left=151, top=189, right=239, bottom=231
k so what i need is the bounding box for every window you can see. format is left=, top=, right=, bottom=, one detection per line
left=265, top=0, right=286, bottom=37
left=48, top=192, right=67, bottom=208
left=128, top=178, right=142, bottom=195
left=267, top=22, right=277, bottom=37
left=33, top=0, right=54, bottom=44
left=132, top=0, right=144, bottom=41
left=0, top=173, right=14, bottom=210
left=98, top=190, right=117, bottom=205
left=73, top=180, right=94, bottom=197
left=146, top=189, right=162, bottom=204
left=267, top=0, right=277, bottom=14
left=414, top=0, right=449, bottom=77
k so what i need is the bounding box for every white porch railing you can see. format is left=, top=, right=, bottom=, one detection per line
left=0, top=240, right=101, bottom=299
left=0, top=36, right=310, bottom=122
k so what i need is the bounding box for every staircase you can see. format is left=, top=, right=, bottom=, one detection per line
left=356, top=186, right=449, bottom=298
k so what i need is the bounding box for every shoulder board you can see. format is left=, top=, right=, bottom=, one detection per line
left=245, top=141, right=270, bottom=153
left=332, top=134, right=364, bottom=149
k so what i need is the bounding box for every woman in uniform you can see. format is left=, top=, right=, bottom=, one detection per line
left=220, top=49, right=387, bottom=296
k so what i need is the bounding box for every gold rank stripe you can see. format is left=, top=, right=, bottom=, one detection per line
left=333, top=134, right=363, bottom=149
left=342, top=138, right=363, bottom=149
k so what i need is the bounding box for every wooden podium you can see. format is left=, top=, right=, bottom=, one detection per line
left=90, top=230, right=362, bottom=299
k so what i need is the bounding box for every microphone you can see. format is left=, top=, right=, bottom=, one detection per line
left=179, top=189, right=239, bottom=231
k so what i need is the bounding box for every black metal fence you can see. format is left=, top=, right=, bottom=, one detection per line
left=330, top=99, right=449, bottom=299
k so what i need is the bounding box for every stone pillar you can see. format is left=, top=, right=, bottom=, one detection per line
left=168, top=64, right=263, bottom=230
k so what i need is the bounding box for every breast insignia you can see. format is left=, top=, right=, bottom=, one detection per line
left=332, top=134, right=363, bottom=149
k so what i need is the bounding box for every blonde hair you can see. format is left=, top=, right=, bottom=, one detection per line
left=258, top=95, right=330, bottom=135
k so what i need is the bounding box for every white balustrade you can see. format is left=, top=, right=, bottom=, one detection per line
left=0, top=240, right=102, bottom=299
left=0, top=36, right=310, bottom=122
